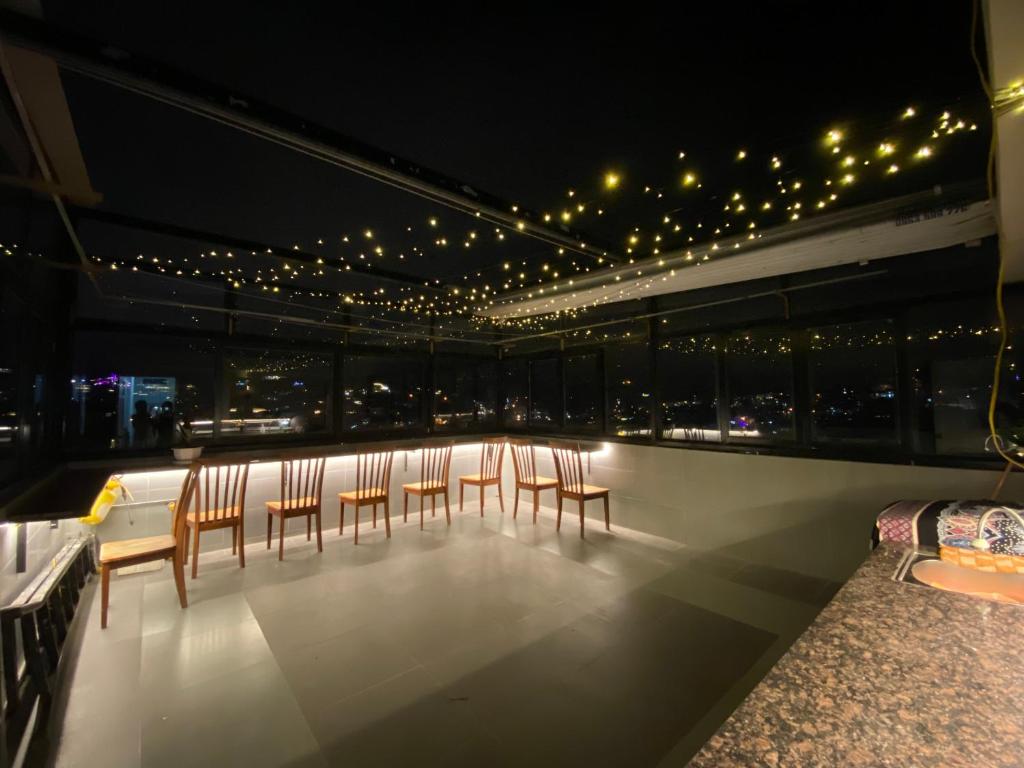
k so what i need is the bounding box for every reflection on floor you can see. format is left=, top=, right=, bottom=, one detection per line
left=40, top=503, right=842, bottom=768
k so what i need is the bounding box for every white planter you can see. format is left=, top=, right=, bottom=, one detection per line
left=172, top=446, right=204, bottom=463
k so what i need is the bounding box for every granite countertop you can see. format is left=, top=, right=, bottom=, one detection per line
left=688, top=542, right=1024, bottom=768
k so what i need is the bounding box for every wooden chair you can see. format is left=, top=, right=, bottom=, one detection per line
left=183, top=459, right=250, bottom=578
left=99, top=465, right=195, bottom=628
left=266, top=457, right=326, bottom=560
left=403, top=442, right=454, bottom=529
left=458, top=437, right=505, bottom=516
left=509, top=438, right=558, bottom=523
left=339, top=450, right=393, bottom=544
left=550, top=441, right=610, bottom=538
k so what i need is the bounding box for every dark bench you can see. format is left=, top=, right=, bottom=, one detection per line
left=1, top=537, right=94, bottom=743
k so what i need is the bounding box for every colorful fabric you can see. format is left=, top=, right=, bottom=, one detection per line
left=876, top=500, right=1024, bottom=554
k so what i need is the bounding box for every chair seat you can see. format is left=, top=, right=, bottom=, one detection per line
left=266, top=497, right=319, bottom=512
left=562, top=483, right=609, bottom=497
left=338, top=488, right=387, bottom=502
left=403, top=480, right=447, bottom=493
left=187, top=507, right=242, bottom=525
left=519, top=475, right=557, bottom=488
left=459, top=473, right=499, bottom=483
left=100, top=534, right=177, bottom=565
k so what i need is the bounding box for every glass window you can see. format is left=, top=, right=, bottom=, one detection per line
left=529, top=358, right=560, bottom=427
left=564, top=354, right=602, bottom=430
left=224, top=349, right=332, bottom=437
left=725, top=332, right=794, bottom=440
left=434, top=356, right=497, bottom=430
left=502, top=359, right=529, bottom=428
left=606, top=342, right=652, bottom=437
left=658, top=336, right=719, bottom=442
left=342, top=354, right=423, bottom=432
left=809, top=321, right=898, bottom=444
left=69, top=332, right=216, bottom=451
left=907, top=302, right=1023, bottom=455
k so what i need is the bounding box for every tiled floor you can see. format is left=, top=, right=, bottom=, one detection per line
left=38, top=502, right=841, bottom=767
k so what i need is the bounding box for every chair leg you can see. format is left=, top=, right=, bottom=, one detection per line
left=431, top=494, right=436, bottom=518
left=459, top=481, right=464, bottom=511
left=603, top=494, right=610, bottom=531
left=419, top=493, right=424, bottom=530
left=444, top=490, right=451, bottom=525
left=306, top=513, right=312, bottom=540
left=354, top=504, right=360, bottom=545
left=172, top=551, right=188, bottom=609
left=315, top=507, right=323, bottom=553
left=100, top=563, right=111, bottom=629
left=373, top=503, right=378, bottom=528
left=238, top=522, right=246, bottom=568
left=513, top=486, right=519, bottom=519
left=183, top=526, right=190, bottom=564
left=578, top=498, right=585, bottom=539
left=479, top=484, right=484, bottom=517
left=497, top=482, right=505, bottom=514
left=278, top=512, right=286, bottom=560
left=191, top=524, right=201, bottom=579
left=267, top=513, right=272, bottom=549
left=340, top=502, right=345, bottom=535
left=232, top=526, right=237, bottom=555
left=556, top=494, right=563, bottom=531
left=384, top=497, right=391, bottom=538
left=533, top=489, right=539, bottom=524
left=403, top=492, right=409, bottom=523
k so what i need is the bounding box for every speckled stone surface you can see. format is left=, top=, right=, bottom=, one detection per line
left=687, top=543, right=1024, bottom=768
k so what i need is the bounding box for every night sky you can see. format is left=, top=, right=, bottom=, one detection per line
left=31, top=2, right=991, bottom=323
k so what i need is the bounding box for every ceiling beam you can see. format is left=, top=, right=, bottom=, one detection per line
left=0, top=10, right=618, bottom=266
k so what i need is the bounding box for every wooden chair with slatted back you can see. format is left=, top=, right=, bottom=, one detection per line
left=403, top=442, right=454, bottom=529
left=183, top=459, right=251, bottom=578
left=458, top=437, right=505, bottom=516
left=99, top=465, right=195, bottom=628
left=508, top=438, right=558, bottom=523
left=339, top=449, right=394, bottom=544
left=265, top=456, right=327, bottom=560
left=550, top=441, right=610, bottom=538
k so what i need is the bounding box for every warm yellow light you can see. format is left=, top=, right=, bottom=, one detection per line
left=428, top=217, right=438, bottom=227
left=682, top=172, right=697, bottom=186
left=886, top=163, right=900, bottom=174
left=826, top=129, right=843, bottom=145
left=561, top=210, right=572, bottom=222
left=363, top=229, right=374, bottom=239
left=915, top=145, right=933, bottom=159
left=736, top=149, right=747, bottom=160
left=771, top=156, right=781, bottom=170
left=604, top=172, right=621, bottom=189
left=902, top=106, right=916, bottom=119
left=840, top=173, right=855, bottom=185
left=878, top=142, right=895, bottom=156
left=841, top=155, right=856, bottom=167
left=516, top=221, right=526, bottom=230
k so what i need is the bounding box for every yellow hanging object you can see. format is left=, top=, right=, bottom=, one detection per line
left=79, top=476, right=134, bottom=525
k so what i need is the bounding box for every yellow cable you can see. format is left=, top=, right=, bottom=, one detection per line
left=972, top=0, right=1024, bottom=472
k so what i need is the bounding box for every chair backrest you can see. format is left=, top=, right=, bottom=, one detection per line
left=420, top=442, right=453, bottom=488
left=479, top=437, right=505, bottom=481
left=356, top=449, right=394, bottom=495
left=279, top=456, right=326, bottom=510
left=171, top=465, right=200, bottom=551
left=550, top=441, right=585, bottom=495
left=191, top=460, right=251, bottom=523
left=509, top=438, right=539, bottom=484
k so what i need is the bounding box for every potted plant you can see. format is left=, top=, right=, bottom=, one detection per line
left=172, top=418, right=204, bottom=463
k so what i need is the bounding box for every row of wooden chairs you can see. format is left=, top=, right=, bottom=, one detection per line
left=97, top=438, right=608, bottom=627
